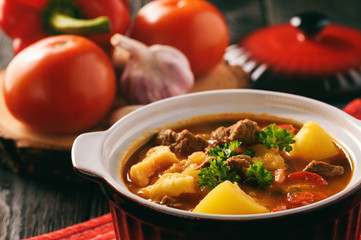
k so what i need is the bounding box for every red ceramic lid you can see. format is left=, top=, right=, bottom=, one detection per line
left=242, top=23, right=361, bottom=78
left=225, top=12, right=361, bottom=98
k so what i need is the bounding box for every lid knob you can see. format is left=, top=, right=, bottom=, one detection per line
left=290, top=12, right=330, bottom=37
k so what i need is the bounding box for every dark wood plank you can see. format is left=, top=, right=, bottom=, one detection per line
left=0, top=169, right=109, bottom=239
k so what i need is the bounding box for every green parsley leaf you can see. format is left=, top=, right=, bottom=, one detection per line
left=197, top=140, right=243, bottom=190
left=244, top=162, right=274, bottom=189
left=242, top=149, right=255, bottom=158
left=197, top=158, right=241, bottom=190
left=207, top=140, right=242, bottom=161
left=258, top=123, right=295, bottom=152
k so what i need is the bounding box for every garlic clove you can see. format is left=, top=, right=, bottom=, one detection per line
left=111, top=34, right=194, bottom=104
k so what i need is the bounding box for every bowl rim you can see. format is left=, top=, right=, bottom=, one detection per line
left=73, top=89, right=361, bottom=220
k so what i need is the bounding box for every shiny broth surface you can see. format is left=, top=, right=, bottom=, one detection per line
left=121, top=114, right=352, bottom=214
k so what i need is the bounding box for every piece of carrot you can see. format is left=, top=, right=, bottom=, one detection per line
left=273, top=168, right=286, bottom=185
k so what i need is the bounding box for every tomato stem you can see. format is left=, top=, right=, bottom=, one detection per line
left=42, top=0, right=111, bottom=35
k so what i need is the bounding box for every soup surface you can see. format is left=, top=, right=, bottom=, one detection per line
left=122, top=114, right=352, bottom=214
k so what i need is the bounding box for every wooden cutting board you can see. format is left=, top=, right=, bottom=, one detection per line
left=0, top=62, right=249, bottom=181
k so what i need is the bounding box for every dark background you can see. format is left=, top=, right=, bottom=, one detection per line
left=0, top=0, right=360, bottom=239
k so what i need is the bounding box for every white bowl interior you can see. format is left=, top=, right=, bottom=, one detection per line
left=73, top=89, right=361, bottom=220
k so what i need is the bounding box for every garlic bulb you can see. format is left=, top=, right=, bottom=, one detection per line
left=111, top=34, right=194, bottom=104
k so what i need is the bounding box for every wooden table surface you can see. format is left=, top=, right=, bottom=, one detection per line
left=1, top=0, right=361, bottom=239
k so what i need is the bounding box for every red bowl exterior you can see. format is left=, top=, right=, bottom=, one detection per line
left=93, top=175, right=361, bottom=240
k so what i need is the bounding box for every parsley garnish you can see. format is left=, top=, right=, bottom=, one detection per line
left=244, top=162, right=274, bottom=189
left=197, top=133, right=279, bottom=190
left=207, top=140, right=242, bottom=161
left=207, top=140, right=255, bottom=160
left=197, top=140, right=242, bottom=190
left=258, top=123, right=295, bottom=152
left=243, top=149, right=255, bottom=158
left=197, top=158, right=241, bottom=190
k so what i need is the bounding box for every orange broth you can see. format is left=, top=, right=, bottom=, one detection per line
left=121, top=114, right=353, bottom=212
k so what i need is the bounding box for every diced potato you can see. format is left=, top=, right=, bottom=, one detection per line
left=130, top=146, right=179, bottom=187
left=289, top=121, right=339, bottom=162
left=251, top=143, right=278, bottom=156
left=164, top=152, right=207, bottom=174
left=182, top=167, right=200, bottom=180
left=141, top=173, right=196, bottom=200
left=187, top=151, right=207, bottom=166
left=165, top=160, right=187, bottom=174
left=262, top=153, right=285, bottom=170
left=193, top=181, right=269, bottom=214
left=250, top=144, right=285, bottom=170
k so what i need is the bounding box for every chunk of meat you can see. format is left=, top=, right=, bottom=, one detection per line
left=225, top=155, right=253, bottom=180
left=211, top=119, right=260, bottom=145
left=155, top=129, right=177, bottom=145
left=155, top=129, right=208, bottom=157
left=303, top=160, right=344, bottom=177
left=159, top=195, right=184, bottom=209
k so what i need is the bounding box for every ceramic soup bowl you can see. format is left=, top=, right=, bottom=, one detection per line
left=72, top=90, right=361, bottom=240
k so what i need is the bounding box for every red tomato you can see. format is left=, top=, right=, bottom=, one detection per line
left=287, top=191, right=328, bottom=206
left=130, top=0, right=229, bottom=76
left=3, top=35, right=116, bottom=134
left=271, top=204, right=287, bottom=212
left=288, top=171, right=328, bottom=186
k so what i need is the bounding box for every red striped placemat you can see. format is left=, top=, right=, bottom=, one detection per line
left=25, top=213, right=115, bottom=240
left=25, top=98, right=361, bottom=240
